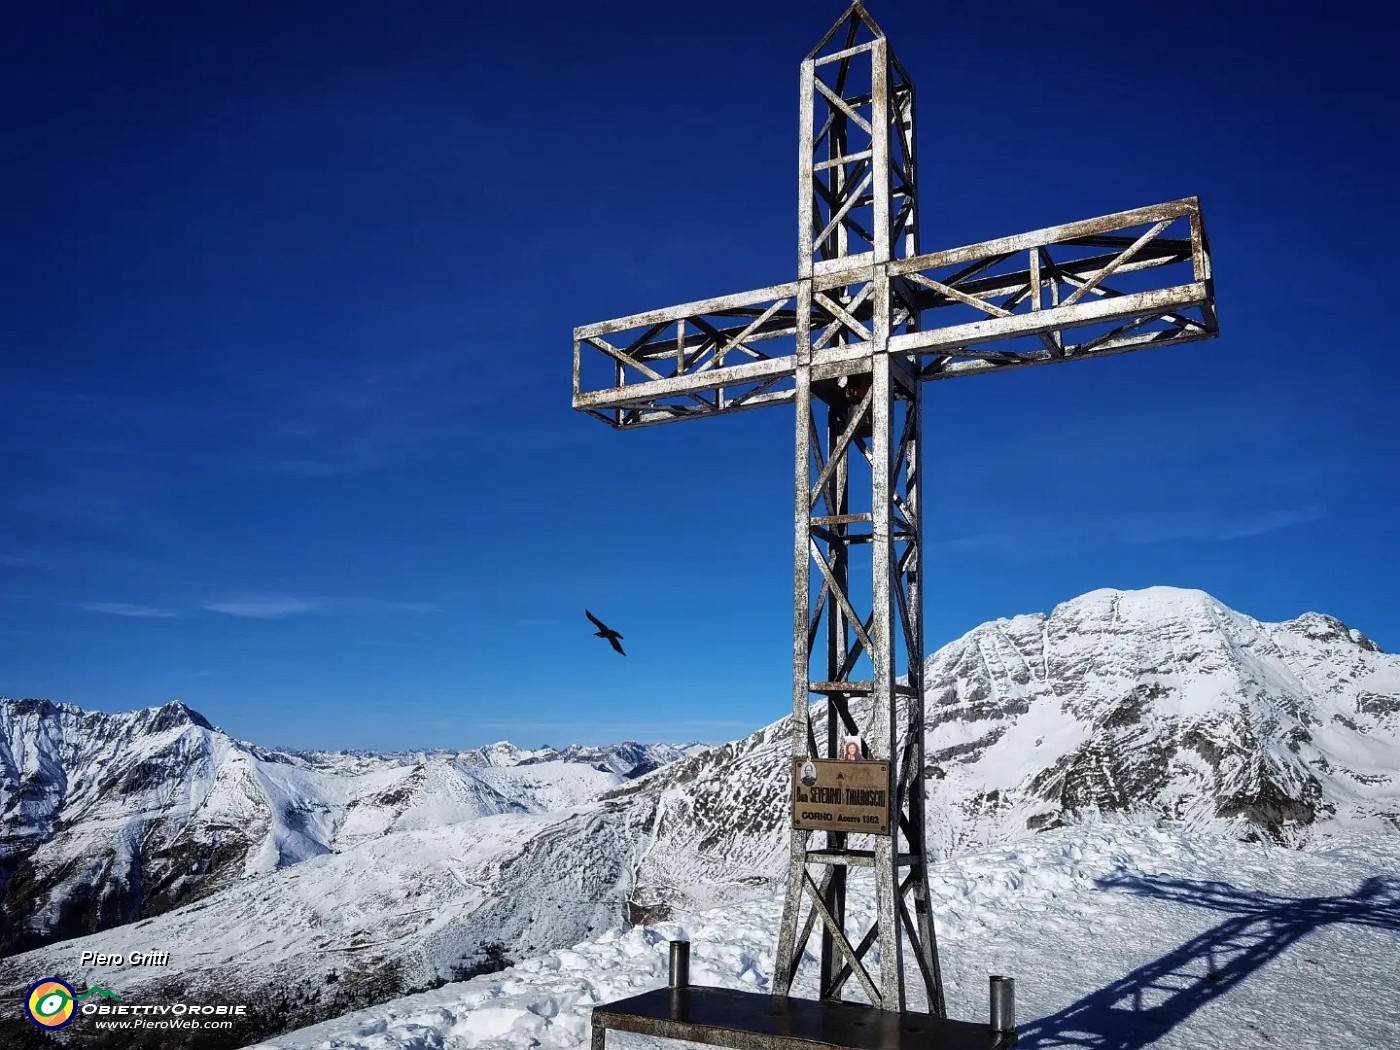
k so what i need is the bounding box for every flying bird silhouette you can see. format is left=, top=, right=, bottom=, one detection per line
left=585, top=610, right=626, bottom=655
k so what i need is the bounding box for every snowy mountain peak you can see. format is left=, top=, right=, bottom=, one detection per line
left=0, top=695, right=83, bottom=720
left=1046, top=588, right=1382, bottom=654
left=475, top=741, right=548, bottom=765
left=134, top=698, right=215, bottom=733
left=1051, top=584, right=1235, bottom=626
left=1280, top=611, right=1383, bottom=653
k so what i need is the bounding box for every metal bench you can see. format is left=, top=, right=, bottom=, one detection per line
left=590, top=943, right=1017, bottom=1050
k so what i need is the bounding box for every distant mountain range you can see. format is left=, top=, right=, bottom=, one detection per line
left=2, top=586, right=1396, bottom=1047
left=0, top=698, right=696, bottom=958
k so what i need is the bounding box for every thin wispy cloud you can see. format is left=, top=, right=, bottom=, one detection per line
left=365, top=717, right=756, bottom=746
left=1056, top=504, right=1328, bottom=547
left=940, top=504, right=1327, bottom=559
left=1203, top=506, right=1328, bottom=541
left=249, top=356, right=488, bottom=477
left=0, top=535, right=49, bottom=569
left=203, top=595, right=437, bottom=619
left=76, top=602, right=180, bottom=618
left=204, top=596, right=314, bottom=618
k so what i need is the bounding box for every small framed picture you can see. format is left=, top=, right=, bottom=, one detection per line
left=800, top=760, right=818, bottom=786
left=840, top=735, right=864, bottom=761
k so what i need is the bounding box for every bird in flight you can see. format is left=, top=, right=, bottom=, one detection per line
left=585, top=610, right=626, bottom=655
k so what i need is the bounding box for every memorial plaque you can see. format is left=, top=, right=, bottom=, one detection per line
left=791, top=758, right=891, bottom=835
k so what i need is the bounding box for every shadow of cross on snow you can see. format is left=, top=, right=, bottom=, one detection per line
left=1016, top=873, right=1400, bottom=1049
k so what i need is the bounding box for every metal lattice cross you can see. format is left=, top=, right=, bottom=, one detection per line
left=572, top=1, right=1217, bottom=1016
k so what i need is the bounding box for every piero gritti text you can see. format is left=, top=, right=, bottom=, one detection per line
left=79, top=950, right=170, bottom=967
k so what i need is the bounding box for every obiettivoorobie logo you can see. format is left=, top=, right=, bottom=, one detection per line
left=25, top=978, right=120, bottom=1029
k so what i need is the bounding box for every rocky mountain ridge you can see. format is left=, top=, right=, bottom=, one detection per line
left=0, top=698, right=687, bottom=957
left=610, top=587, right=1400, bottom=920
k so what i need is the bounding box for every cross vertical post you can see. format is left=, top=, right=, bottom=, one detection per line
left=773, top=6, right=942, bottom=1013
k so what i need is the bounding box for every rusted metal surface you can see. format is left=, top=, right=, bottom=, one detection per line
left=572, top=0, right=1219, bottom=1030
left=589, top=987, right=1017, bottom=1050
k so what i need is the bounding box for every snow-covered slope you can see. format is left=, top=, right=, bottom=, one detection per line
left=0, top=803, right=650, bottom=1048
left=0, top=698, right=689, bottom=956
left=245, top=824, right=1400, bottom=1050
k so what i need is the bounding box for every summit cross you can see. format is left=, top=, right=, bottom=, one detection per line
left=572, top=1, right=1218, bottom=1017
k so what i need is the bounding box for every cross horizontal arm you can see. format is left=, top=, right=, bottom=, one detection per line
left=573, top=197, right=1216, bottom=428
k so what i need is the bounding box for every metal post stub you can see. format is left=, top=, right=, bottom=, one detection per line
left=990, top=975, right=1016, bottom=1032
left=669, top=940, right=691, bottom=989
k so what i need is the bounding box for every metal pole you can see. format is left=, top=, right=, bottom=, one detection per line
left=669, top=940, right=691, bottom=989
left=990, top=975, right=1016, bottom=1032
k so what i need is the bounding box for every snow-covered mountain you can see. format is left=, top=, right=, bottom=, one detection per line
left=451, top=740, right=703, bottom=779
left=612, top=587, right=1400, bottom=920
left=0, top=698, right=690, bottom=957
left=2, top=586, right=1396, bottom=1048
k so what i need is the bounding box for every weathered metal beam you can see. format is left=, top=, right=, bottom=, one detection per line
left=574, top=202, right=1209, bottom=423
left=575, top=297, right=1209, bottom=421
left=595, top=389, right=795, bottom=430
left=922, top=321, right=1215, bottom=382
left=573, top=355, right=795, bottom=410
left=805, top=849, right=923, bottom=867
left=809, top=681, right=875, bottom=694
left=575, top=282, right=799, bottom=340
left=888, top=282, right=1208, bottom=355
left=889, top=197, right=1200, bottom=274
left=905, top=244, right=1191, bottom=309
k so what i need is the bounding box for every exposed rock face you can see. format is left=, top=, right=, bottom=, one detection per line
left=942, top=588, right=1399, bottom=847
left=0, top=699, right=688, bottom=956
left=0, top=700, right=257, bottom=955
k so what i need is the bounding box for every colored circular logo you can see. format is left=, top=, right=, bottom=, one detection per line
left=26, top=978, right=76, bottom=1029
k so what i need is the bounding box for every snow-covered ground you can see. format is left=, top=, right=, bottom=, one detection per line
left=246, top=822, right=1400, bottom=1049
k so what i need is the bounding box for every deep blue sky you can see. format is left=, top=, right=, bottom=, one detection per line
left=2, top=1, right=1395, bottom=751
